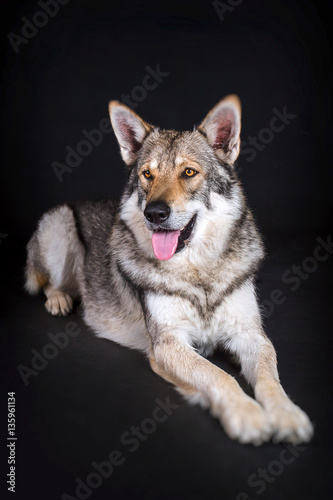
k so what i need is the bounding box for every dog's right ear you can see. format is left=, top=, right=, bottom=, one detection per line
left=108, top=101, right=153, bottom=166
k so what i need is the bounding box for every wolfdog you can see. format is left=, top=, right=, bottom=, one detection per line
left=25, top=95, right=313, bottom=445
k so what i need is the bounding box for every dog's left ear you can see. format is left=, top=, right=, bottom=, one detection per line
left=199, top=95, right=241, bottom=164
left=109, top=101, right=154, bottom=166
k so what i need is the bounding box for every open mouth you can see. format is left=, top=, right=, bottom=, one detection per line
left=151, top=214, right=197, bottom=261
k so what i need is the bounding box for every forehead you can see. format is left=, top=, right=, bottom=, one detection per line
left=138, top=129, right=212, bottom=168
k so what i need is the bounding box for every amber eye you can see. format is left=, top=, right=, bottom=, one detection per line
left=143, top=170, right=152, bottom=179
left=184, top=168, right=197, bottom=177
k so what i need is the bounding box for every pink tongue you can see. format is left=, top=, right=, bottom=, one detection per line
left=152, top=230, right=180, bottom=260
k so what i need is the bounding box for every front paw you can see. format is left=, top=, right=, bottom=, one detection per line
left=269, top=401, right=314, bottom=444
left=45, top=292, right=73, bottom=316
left=213, top=395, right=273, bottom=446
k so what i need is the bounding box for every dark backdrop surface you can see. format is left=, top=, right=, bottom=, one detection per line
left=1, top=1, right=332, bottom=499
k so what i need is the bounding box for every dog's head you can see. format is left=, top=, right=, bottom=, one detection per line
left=109, top=96, right=244, bottom=261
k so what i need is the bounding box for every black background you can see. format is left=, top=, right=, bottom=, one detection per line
left=1, top=1, right=333, bottom=499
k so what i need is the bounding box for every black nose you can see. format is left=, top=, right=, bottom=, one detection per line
left=144, top=201, right=170, bottom=224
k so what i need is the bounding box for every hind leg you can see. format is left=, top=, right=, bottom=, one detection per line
left=25, top=204, right=84, bottom=316
left=44, top=284, right=73, bottom=316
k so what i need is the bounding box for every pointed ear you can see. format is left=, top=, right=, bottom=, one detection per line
left=108, top=101, right=153, bottom=166
left=198, top=95, right=241, bottom=164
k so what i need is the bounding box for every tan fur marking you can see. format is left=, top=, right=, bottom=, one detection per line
left=143, top=157, right=204, bottom=207
left=149, top=356, right=197, bottom=396
left=254, top=342, right=286, bottom=406
left=147, top=176, right=185, bottom=205
left=36, top=271, right=49, bottom=288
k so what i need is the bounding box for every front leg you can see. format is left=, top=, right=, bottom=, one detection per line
left=221, top=280, right=314, bottom=444
left=145, top=294, right=272, bottom=445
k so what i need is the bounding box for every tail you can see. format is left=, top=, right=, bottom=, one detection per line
left=24, top=234, right=49, bottom=295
